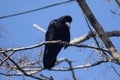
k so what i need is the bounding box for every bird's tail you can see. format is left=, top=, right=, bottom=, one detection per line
left=43, top=53, right=56, bottom=69
left=43, top=45, right=62, bottom=69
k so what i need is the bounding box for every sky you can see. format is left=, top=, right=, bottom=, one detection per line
left=0, top=0, right=120, bottom=80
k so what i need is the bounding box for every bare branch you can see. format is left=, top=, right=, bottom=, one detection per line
left=111, top=10, right=120, bottom=16
left=77, top=0, right=120, bottom=64
left=0, top=72, right=21, bottom=77
left=56, top=57, right=76, bottom=66
left=71, top=30, right=120, bottom=44
left=32, top=23, right=120, bottom=45
left=33, top=24, right=46, bottom=33
left=32, top=24, right=120, bottom=44
left=0, top=51, right=15, bottom=66
left=111, top=65, right=120, bottom=77
left=65, top=59, right=77, bottom=80
left=0, top=41, right=109, bottom=54
left=1, top=59, right=108, bottom=76
left=1, top=53, right=45, bottom=80
left=51, top=60, right=108, bottom=71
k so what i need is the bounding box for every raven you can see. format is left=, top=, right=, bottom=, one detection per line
left=43, top=15, right=72, bottom=69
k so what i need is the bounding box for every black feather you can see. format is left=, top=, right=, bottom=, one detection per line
left=43, top=15, right=72, bottom=69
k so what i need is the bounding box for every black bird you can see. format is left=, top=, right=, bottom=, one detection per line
left=43, top=15, right=72, bottom=69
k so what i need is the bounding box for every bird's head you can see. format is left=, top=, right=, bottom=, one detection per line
left=58, top=15, right=72, bottom=28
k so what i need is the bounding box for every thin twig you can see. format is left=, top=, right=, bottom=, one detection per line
left=83, top=12, right=108, bottom=60
left=2, top=53, right=44, bottom=80
left=66, top=59, right=77, bottom=80
left=33, top=24, right=46, bottom=33
left=111, top=65, right=120, bottom=77
left=51, top=60, right=108, bottom=71
left=0, top=51, right=15, bottom=66
left=40, top=74, right=54, bottom=80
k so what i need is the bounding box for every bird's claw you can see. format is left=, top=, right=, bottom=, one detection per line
left=63, top=41, right=69, bottom=49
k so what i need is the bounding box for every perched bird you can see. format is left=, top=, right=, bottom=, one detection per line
left=43, top=15, right=72, bottom=69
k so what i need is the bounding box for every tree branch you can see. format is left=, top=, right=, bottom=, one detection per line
left=1, top=58, right=107, bottom=76
left=0, top=41, right=109, bottom=54
left=65, top=59, right=77, bottom=80
left=33, top=24, right=46, bottom=33
left=111, top=65, right=120, bottom=77
left=38, top=29, right=120, bottom=45
left=0, top=51, right=15, bottom=66
left=76, top=0, right=120, bottom=64
left=2, top=53, right=44, bottom=80
left=32, top=24, right=120, bottom=44
left=51, top=60, right=108, bottom=71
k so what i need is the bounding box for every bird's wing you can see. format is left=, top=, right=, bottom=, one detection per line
left=45, top=20, right=58, bottom=41
left=44, top=20, right=63, bottom=69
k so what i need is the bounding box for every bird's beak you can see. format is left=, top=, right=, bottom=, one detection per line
left=65, top=22, right=71, bottom=27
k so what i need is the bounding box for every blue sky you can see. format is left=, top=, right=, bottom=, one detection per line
left=0, top=0, right=120, bottom=80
